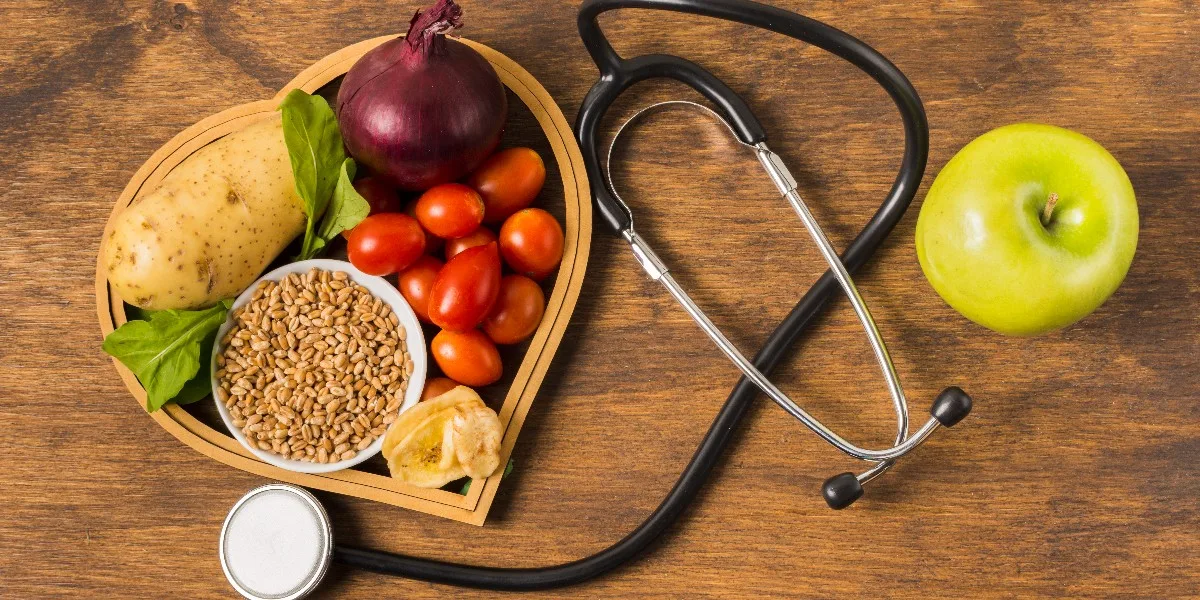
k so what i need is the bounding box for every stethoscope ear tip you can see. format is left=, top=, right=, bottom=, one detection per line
left=822, top=387, right=972, bottom=510
left=822, top=472, right=864, bottom=510
left=931, top=387, right=973, bottom=428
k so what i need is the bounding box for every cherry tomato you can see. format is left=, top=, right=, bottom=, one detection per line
left=396, top=255, right=443, bottom=324
left=354, top=176, right=404, bottom=215
left=431, top=329, right=503, bottom=387
left=404, top=200, right=443, bottom=254
left=445, top=227, right=497, bottom=261
left=346, top=213, right=426, bottom=276
left=420, top=376, right=461, bottom=401
left=468, top=148, right=546, bottom=224
left=498, top=208, right=564, bottom=280
left=483, top=275, right=546, bottom=345
left=414, top=183, right=485, bottom=239
left=428, top=242, right=501, bottom=331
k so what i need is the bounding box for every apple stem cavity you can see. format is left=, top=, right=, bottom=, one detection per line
left=1041, top=192, right=1060, bottom=227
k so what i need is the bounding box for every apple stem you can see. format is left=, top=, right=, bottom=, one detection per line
left=1041, top=193, right=1059, bottom=226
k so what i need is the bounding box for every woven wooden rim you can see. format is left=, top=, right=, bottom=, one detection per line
left=94, top=35, right=592, bottom=525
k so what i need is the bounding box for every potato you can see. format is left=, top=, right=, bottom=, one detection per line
left=103, top=116, right=305, bottom=310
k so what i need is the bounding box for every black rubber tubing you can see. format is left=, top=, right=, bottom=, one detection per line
left=333, top=0, right=929, bottom=590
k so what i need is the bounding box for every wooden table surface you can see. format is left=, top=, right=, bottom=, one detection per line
left=3, top=1, right=1198, bottom=597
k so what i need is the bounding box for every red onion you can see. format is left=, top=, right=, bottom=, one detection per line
left=337, top=0, right=507, bottom=191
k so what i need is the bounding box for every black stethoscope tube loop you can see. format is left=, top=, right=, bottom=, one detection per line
left=334, top=0, right=933, bottom=589
left=577, top=0, right=928, bottom=236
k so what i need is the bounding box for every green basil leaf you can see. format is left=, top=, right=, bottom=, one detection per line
left=121, top=304, right=213, bottom=404
left=317, top=158, right=370, bottom=243
left=307, top=235, right=327, bottom=258
left=172, top=373, right=212, bottom=406
left=171, top=327, right=219, bottom=406
left=278, top=89, right=346, bottom=261
left=102, top=299, right=232, bottom=412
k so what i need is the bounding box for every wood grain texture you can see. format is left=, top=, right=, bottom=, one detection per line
left=2, top=1, right=1197, bottom=598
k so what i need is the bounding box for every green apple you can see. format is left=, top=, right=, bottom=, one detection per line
left=916, top=123, right=1138, bottom=336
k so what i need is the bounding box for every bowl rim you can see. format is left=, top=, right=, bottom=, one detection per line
left=211, top=258, right=428, bottom=474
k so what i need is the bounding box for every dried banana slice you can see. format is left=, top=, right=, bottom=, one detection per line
left=385, top=407, right=466, bottom=488
left=451, top=402, right=503, bottom=479
left=381, top=385, right=503, bottom=487
left=381, top=388, right=477, bottom=459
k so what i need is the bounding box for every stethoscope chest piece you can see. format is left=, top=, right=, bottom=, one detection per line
left=220, top=484, right=333, bottom=600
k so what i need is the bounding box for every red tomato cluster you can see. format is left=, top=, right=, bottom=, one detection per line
left=344, top=147, right=563, bottom=391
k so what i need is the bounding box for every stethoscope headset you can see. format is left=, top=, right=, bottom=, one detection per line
left=222, top=0, right=974, bottom=593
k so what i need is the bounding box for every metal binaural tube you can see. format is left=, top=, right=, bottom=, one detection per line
left=647, top=262, right=940, bottom=462
left=756, top=143, right=915, bottom=465
left=607, top=103, right=937, bottom=465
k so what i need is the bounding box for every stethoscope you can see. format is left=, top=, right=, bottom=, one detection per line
left=218, top=1, right=973, bottom=596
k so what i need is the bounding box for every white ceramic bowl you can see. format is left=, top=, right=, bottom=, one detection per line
left=211, top=259, right=427, bottom=474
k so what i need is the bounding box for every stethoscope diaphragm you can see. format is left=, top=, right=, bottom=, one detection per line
left=219, top=484, right=333, bottom=600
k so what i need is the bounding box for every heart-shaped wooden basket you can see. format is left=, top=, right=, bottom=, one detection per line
left=95, top=35, right=591, bottom=526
